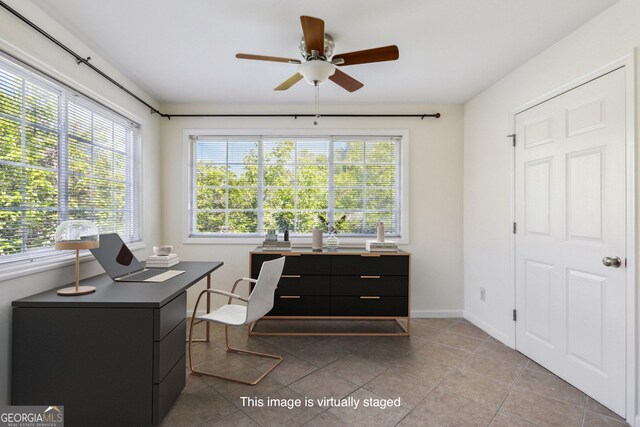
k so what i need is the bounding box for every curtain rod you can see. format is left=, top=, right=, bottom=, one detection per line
left=165, top=113, right=440, bottom=119
left=0, top=1, right=440, bottom=121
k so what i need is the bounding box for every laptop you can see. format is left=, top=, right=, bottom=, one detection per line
left=90, top=233, right=184, bottom=282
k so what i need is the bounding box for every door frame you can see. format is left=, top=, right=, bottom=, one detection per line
left=507, top=52, right=637, bottom=424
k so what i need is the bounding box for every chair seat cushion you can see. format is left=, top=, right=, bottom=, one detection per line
left=197, top=304, right=247, bottom=326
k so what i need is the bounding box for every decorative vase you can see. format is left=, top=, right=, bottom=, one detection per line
left=326, top=232, right=339, bottom=249
left=377, top=222, right=385, bottom=242
left=312, top=227, right=323, bottom=251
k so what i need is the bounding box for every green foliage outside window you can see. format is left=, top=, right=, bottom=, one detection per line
left=0, top=63, right=138, bottom=259
left=193, top=138, right=400, bottom=236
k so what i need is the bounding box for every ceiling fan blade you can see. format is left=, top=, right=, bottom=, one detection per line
left=274, top=73, right=304, bottom=91
left=300, top=16, right=324, bottom=55
left=329, top=69, right=364, bottom=92
left=236, top=53, right=301, bottom=64
left=332, top=45, right=399, bottom=66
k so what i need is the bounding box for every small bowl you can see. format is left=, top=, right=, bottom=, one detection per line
left=153, top=245, right=173, bottom=256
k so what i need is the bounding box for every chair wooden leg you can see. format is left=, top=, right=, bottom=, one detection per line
left=188, top=324, right=283, bottom=386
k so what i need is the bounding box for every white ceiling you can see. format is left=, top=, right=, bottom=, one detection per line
left=31, top=0, right=619, bottom=105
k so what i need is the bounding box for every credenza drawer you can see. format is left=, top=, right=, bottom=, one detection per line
left=253, top=274, right=331, bottom=296
left=331, top=296, right=408, bottom=316
left=154, top=320, right=186, bottom=383
left=331, top=276, right=408, bottom=296
left=252, top=254, right=330, bottom=276
left=154, top=292, right=187, bottom=341
left=152, top=354, right=185, bottom=426
left=276, top=275, right=330, bottom=295
left=331, top=255, right=409, bottom=276
left=268, top=295, right=330, bottom=316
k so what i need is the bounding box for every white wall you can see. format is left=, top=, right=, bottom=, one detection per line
left=463, top=0, right=640, bottom=421
left=0, top=0, right=162, bottom=405
left=158, top=103, right=464, bottom=317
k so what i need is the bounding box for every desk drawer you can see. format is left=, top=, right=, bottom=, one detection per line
left=154, top=320, right=186, bottom=383
left=332, top=276, right=408, bottom=296
left=252, top=254, right=330, bottom=276
left=152, top=354, right=185, bottom=426
left=331, top=254, right=409, bottom=276
left=268, top=295, right=330, bottom=316
left=331, top=296, right=408, bottom=316
left=154, top=292, right=186, bottom=341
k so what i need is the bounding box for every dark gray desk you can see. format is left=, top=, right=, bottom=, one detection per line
left=12, top=261, right=223, bottom=427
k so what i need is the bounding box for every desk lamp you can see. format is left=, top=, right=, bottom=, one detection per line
left=54, top=220, right=100, bottom=296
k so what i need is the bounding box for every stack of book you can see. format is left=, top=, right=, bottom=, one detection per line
left=146, top=253, right=180, bottom=268
left=366, top=240, right=398, bottom=252
left=262, top=240, right=292, bottom=251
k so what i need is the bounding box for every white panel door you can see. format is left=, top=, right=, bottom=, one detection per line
left=514, top=68, right=626, bottom=415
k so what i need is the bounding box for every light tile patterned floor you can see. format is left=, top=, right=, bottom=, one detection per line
left=160, top=318, right=629, bottom=427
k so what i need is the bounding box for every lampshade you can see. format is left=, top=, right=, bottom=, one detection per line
left=55, top=220, right=100, bottom=250
left=297, top=60, right=335, bottom=85
left=54, top=220, right=100, bottom=296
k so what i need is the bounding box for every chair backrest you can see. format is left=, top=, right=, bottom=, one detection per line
left=245, top=257, right=285, bottom=323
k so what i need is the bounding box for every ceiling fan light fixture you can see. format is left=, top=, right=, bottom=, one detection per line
left=236, top=16, right=397, bottom=93
left=298, top=60, right=335, bottom=85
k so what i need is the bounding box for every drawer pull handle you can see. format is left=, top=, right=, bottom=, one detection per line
left=360, top=296, right=381, bottom=299
left=280, top=295, right=301, bottom=299
left=361, top=254, right=381, bottom=257
left=284, top=253, right=301, bottom=257
left=282, top=275, right=302, bottom=278
left=360, top=275, right=381, bottom=279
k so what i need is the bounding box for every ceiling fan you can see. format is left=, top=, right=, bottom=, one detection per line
left=236, top=16, right=399, bottom=93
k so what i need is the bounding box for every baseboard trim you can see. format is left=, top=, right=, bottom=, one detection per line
left=410, top=310, right=463, bottom=318
left=463, top=311, right=512, bottom=346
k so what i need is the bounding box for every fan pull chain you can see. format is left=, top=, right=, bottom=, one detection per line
left=314, top=82, right=320, bottom=125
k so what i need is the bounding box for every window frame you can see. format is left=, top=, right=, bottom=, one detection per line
left=0, top=51, right=143, bottom=280
left=183, top=129, right=410, bottom=245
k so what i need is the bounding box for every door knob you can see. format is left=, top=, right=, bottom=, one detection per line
left=602, top=256, right=622, bottom=268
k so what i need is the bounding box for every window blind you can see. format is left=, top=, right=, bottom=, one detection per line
left=190, top=136, right=401, bottom=237
left=0, top=53, right=141, bottom=264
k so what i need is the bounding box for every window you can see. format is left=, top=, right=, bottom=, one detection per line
left=0, top=54, right=141, bottom=265
left=189, top=135, right=403, bottom=238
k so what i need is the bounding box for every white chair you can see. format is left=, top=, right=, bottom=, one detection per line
left=187, top=257, right=285, bottom=385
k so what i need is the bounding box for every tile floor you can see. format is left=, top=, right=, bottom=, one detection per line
left=160, top=318, right=629, bottom=427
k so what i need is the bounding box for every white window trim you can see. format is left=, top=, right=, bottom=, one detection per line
left=0, top=50, right=144, bottom=277
left=0, top=241, right=145, bottom=282
left=182, top=129, right=410, bottom=245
